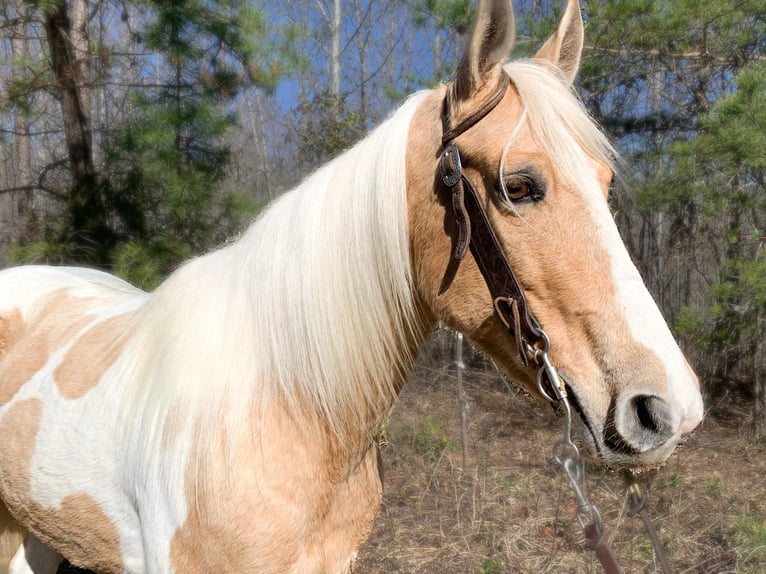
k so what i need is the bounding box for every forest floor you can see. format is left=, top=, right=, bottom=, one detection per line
left=355, top=334, right=766, bottom=574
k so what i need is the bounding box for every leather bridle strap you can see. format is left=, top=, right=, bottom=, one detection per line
left=440, top=71, right=543, bottom=367
left=442, top=72, right=510, bottom=144
left=439, top=145, right=542, bottom=366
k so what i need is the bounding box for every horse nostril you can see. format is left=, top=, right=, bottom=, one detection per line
left=609, top=394, right=677, bottom=454
left=634, top=395, right=662, bottom=434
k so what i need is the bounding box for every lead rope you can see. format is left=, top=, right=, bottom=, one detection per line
left=622, top=471, right=674, bottom=574
left=531, top=330, right=624, bottom=574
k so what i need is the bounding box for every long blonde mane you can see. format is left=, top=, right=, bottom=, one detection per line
left=118, top=61, right=616, bottom=460
left=505, top=61, right=617, bottom=185
left=119, top=92, right=429, bottom=453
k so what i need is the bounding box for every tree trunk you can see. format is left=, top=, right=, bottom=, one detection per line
left=45, top=0, right=95, bottom=188
left=352, top=0, right=369, bottom=131
left=4, top=0, right=33, bottom=245
left=45, top=0, right=113, bottom=263
left=330, top=0, right=341, bottom=100
left=753, top=310, right=765, bottom=437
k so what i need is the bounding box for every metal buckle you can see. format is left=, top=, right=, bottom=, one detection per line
left=440, top=144, right=462, bottom=187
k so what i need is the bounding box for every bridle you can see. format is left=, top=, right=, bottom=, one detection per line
left=438, top=71, right=672, bottom=574
left=439, top=71, right=564, bottom=401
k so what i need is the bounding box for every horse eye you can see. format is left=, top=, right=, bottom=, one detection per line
left=498, top=174, right=544, bottom=204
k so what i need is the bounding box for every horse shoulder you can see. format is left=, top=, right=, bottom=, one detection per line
left=167, top=407, right=383, bottom=574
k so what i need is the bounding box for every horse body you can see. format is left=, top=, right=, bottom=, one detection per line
left=0, top=268, right=400, bottom=573
left=0, top=266, right=147, bottom=572
left=0, top=263, right=400, bottom=573
left=0, top=91, right=429, bottom=573
left=0, top=0, right=704, bottom=571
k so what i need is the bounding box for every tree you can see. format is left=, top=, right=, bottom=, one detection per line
left=40, top=0, right=113, bottom=263
left=668, top=64, right=766, bottom=434
left=405, top=0, right=474, bottom=79
left=103, top=0, right=281, bottom=287
left=559, top=0, right=766, bottom=430
left=2, top=0, right=288, bottom=285
left=3, top=0, right=766, bottom=426
left=2, top=0, right=33, bottom=247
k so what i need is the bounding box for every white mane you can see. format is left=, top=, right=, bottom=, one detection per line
left=118, top=61, right=616, bottom=462
left=505, top=61, right=617, bottom=184
left=119, top=92, right=429, bottom=452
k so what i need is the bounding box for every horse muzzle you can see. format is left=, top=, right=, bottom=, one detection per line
left=565, top=380, right=703, bottom=469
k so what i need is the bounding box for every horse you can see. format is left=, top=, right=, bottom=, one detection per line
left=0, top=0, right=703, bottom=571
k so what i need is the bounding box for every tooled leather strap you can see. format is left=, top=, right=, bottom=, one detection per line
left=439, top=144, right=471, bottom=259
left=442, top=72, right=510, bottom=145
left=439, top=148, right=542, bottom=365
left=440, top=71, right=544, bottom=366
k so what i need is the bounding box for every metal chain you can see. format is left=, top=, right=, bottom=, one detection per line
left=534, top=337, right=603, bottom=530
left=532, top=333, right=675, bottom=574
left=532, top=329, right=624, bottom=574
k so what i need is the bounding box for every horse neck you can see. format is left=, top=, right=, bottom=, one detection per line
left=229, top=93, right=433, bottom=447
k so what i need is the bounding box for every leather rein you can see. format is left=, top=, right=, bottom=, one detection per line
left=438, top=72, right=672, bottom=574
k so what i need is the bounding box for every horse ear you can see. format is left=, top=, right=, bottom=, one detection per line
left=451, top=0, right=515, bottom=105
left=534, top=0, right=584, bottom=84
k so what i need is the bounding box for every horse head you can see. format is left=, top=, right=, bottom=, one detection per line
left=407, top=0, right=703, bottom=469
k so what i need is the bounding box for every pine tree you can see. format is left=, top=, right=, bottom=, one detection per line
left=4, top=0, right=288, bottom=287
left=105, top=0, right=281, bottom=287
left=668, top=64, right=766, bottom=434
left=563, top=0, right=766, bottom=431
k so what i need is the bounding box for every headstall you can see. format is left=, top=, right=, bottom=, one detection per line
left=439, top=71, right=556, bottom=383
left=438, top=72, right=672, bottom=574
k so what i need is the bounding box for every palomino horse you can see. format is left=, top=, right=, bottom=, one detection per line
left=0, top=0, right=703, bottom=571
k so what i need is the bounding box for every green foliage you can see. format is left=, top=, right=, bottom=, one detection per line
left=708, top=257, right=766, bottom=344
left=478, top=559, right=506, bottom=574
left=3, top=56, right=50, bottom=111
left=706, top=478, right=724, bottom=497
left=414, top=416, right=457, bottom=462
left=562, top=1, right=766, bottom=418
left=98, top=0, right=278, bottom=284
left=735, top=513, right=766, bottom=564
left=408, top=0, right=475, bottom=32
left=3, top=0, right=289, bottom=286
left=666, top=472, right=684, bottom=489
left=8, top=239, right=71, bottom=266
left=109, top=189, right=258, bottom=291
left=297, top=91, right=364, bottom=171
left=27, top=0, right=60, bottom=14
left=582, top=0, right=766, bottom=57
left=673, top=306, right=704, bottom=338
left=10, top=178, right=121, bottom=266
left=3, top=0, right=766, bottom=430
left=698, top=64, right=766, bottom=174
left=112, top=239, right=189, bottom=291
left=651, top=63, right=766, bottom=389
left=139, top=0, right=280, bottom=90
left=105, top=88, right=260, bottom=287
left=389, top=0, right=475, bottom=94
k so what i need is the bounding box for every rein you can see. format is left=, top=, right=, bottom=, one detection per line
left=439, top=72, right=672, bottom=574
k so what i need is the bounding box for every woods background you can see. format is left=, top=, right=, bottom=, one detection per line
left=1, top=0, right=765, bottom=433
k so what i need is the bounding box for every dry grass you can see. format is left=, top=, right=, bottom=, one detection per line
left=355, top=334, right=766, bottom=574
left=45, top=334, right=766, bottom=574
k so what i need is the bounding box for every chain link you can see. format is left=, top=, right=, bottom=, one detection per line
left=533, top=329, right=604, bottom=531
left=532, top=327, right=676, bottom=574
